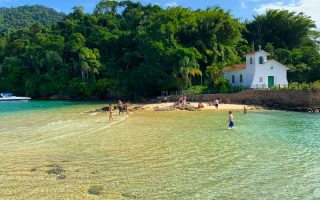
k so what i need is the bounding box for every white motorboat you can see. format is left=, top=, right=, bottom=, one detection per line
left=0, top=93, right=31, bottom=101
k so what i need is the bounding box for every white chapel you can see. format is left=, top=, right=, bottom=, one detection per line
left=223, top=47, right=289, bottom=89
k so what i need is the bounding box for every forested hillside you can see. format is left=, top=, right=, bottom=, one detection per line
left=0, top=1, right=319, bottom=99
left=0, top=5, right=65, bottom=33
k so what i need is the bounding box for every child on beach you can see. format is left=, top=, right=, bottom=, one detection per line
left=228, top=111, right=234, bottom=129
left=108, top=104, right=113, bottom=123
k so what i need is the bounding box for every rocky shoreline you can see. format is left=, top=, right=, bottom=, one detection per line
left=259, top=104, right=320, bottom=113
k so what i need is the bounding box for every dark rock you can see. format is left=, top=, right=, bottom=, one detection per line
left=273, top=103, right=280, bottom=108
left=154, top=106, right=175, bottom=111
left=49, top=95, right=73, bottom=100
left=47, top=167, right=65, bottom=175
left=88, top=185, right=103, bottom=196
left=30, top=168, right=37, bottom=172
left=101, top=106, right=109, bottom=111
left=176, top=104, right=197, bottom=111
left=132, top=106, right=141, bottom=110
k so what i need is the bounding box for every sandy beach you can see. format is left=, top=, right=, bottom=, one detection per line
left=139, top=102, right=259, bottom=111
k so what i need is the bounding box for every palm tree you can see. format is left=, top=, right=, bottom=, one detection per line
left=79, top=47, right=101, bottom=82
left=179, top=56, right=202, bottom=88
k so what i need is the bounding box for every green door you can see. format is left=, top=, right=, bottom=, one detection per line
left=268, top=76, right=274, bottom=88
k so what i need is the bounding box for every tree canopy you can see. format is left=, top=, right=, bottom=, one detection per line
left=0, top=5, right=65, bottom=33
left=245, top=9, right=320, bottom=82
left=0, top=2, right=319, bottom=99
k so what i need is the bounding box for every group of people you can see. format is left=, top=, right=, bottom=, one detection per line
left=198, top=99, right=219, bottom=109
left=106, top=97, right=247, bottom=129
left=207, top=99, right=220, bottom=109
left=108, top=100, right=129, bottom=122
left=171, top=96, right=189, bottom=108
left=178, top=96, right=188, bottom=105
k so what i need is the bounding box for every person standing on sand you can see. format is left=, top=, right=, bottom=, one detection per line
left=244, top=106, right=247, bottom=114
left=125, top=102, right=129, bottom=115
left=228, top=111, right=234, bottom=129
left=108, top=104, right=113, bottom=123
left=162, top=96, right=168, bottom=103
left=214, top=99, right=219, bottom=109
left=178, top=96, right=183, bottom=105
left=118, top=100, right=123, bottom=115
left=183, top=96, right=187, bottom=105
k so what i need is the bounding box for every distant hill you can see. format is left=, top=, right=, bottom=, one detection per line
left=0, top=5, right=65, bottom=33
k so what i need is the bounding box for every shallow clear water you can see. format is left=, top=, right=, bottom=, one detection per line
left=1, top=101, right=320, bottom=199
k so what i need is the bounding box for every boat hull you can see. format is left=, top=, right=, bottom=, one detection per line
left=0, top=97, right=31, bottom=101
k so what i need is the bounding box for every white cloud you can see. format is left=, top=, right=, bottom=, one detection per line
left=240, top=0, right=261, bottom=10
left=164, top=1, right=178, bottom=8
left=240, top=1, right=247, bottom=9
left=254, top=0, right=320, bottom=28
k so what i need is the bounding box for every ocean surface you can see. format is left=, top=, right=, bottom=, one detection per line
left=0, top=101, right=320, bottom=199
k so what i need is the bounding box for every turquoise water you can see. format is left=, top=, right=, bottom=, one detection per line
left=0, top=100, right=100, bottom=113
left=0, top=101, right=320, bottom=199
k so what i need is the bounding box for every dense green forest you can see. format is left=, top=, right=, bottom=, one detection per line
left=0, top=1, right=319, bottom=99
left=0, top=5, right=65, bottom=33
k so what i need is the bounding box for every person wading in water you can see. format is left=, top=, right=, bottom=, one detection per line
left=228, top=111, right=234, bottom=129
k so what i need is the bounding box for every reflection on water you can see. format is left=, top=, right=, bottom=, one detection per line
left=0, top=101, right=320, bottom=199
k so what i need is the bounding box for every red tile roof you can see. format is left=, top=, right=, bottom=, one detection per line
left=223, top=63, right=246, bottom=72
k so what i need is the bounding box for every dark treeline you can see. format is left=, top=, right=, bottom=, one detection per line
left=0, top=1, right=319, bottom=99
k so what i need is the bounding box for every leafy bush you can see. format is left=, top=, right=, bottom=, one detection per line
left=220, top=84, right=229, bottom=93
left=311, top=81, right=320, bottom=91
left=300, top=82, right=310, bottom=91
left=280, top=85, right=289, bottom=91
left=231, top=85, right=244, bottom=92
left=184, top=85, right=208, bottom=94
left=289, top=82, right=299, bottom=90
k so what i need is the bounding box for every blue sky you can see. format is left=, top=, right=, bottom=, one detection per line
left=0, top=0, right=319, bottom=27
